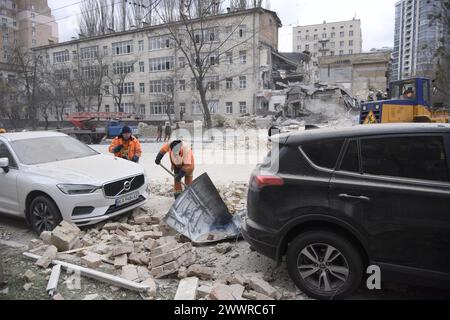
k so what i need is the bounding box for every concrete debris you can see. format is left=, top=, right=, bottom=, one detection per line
left=50, top=221, right=81, bottom=252
left=29, top=239, right=44, bottom=250
left=121, top=265, right=140, bottom=282
left=197, top=285, right=213, bottom=299
left=114, top=254, right=128, bottom=268
left=249, top=277, right=280, bottom=299
left=39, top=231, right=52, bottom=245
left=215, top=243, right=232, bottom=254
left=82, top=253, right=103, bottom=269
left=23, top=270, right=36, bottom=282
left=208, top=284, right=236, bottom=300
left=112, top=245, right=134, bottom=257
left=23, top=283, right=32, bottom=291
left=52, top=293, right=65, bottom=300
left=141, top=278, right=157, bottom=299
left=35, top=245, right=58, bottom=269
left=178, top=267, right=188, bottom=279
left=242, top=290, right=275, bottom=301
left=186, top=264, right=214, bottom=280
left=174, top=277, right=199, bottom=300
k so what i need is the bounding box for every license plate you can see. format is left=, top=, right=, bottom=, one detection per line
left=115, top=191, right=139, bottom=207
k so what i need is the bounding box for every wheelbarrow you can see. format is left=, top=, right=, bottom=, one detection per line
left=159, top=164, right=243, bottom=244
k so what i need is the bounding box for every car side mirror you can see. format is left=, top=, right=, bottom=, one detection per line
left=0, top=157, right=9, bottom=173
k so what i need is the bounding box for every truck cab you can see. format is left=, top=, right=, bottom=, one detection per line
left=360, top=77, right=448, bottom=124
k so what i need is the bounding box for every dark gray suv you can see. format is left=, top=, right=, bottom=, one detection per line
left=242, top=123, right=450, bottom=299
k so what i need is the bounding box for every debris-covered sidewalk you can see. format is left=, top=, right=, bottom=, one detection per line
left=0, top=190, right=307, bottom=301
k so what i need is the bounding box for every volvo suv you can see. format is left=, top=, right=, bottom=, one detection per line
left=242, top=123, right=450, bottom=299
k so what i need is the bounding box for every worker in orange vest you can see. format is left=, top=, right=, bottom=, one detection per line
left=109, top=126, right=142, bottom=163
left=155, top=140, right=194, bottom=199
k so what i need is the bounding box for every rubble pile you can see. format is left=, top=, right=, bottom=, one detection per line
left=148, top=182, right=248, bottom=215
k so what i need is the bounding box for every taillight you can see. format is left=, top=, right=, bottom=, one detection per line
left=253, top=175, right=284, bottom=188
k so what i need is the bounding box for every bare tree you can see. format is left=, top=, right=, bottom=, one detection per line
left=8, top=46, right=45, bottom=130
left=157, top=0, right=257, bottom=128
left=106, top=58, right=138, bottom=112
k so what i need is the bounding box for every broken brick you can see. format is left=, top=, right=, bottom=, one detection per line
left=242, top=290, right=275, bottom=301
left=174, top=277, right=199, bottom=300
left=81, top=254, right=102, bottom=269
left=208, top=284, right=235, bottom=300
left=36, top=245, right=57, bottom=269
left=114, top=254, right=128, bottom=268
left=112, top=245, right=133, bottom=257
left=121, top=265, right=139, bottom=282
left=186, top=264, right=214, bottom=280
left=50, top=221, right=81, bottom=252
left=249, top=277, right=279, bottom=299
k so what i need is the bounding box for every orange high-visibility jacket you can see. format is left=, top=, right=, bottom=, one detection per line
left=109, top=136, right=142, bottom=160
left=160, top=142, right=194, bottom=173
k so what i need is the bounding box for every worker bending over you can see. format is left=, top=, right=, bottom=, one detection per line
left=109, top=126, right=142, bottom=163
left=155, top=140, right=194, bottom=199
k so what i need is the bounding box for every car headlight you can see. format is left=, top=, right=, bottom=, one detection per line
left=57, top=184, right=100, bottom=195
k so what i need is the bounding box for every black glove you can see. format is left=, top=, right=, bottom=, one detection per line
left=175, top=170, right=186, bottom=182
left=132, top=155, right=139, bottom=163
left=113, top=145, right=124, bottom=153
left=155, top=152, right=164, bottom=165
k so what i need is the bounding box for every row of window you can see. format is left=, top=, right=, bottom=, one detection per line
left=302, top=136, right=449, bottom=183
left=100, top=101, right=248, bottom=115
left=298, top=31, right=355, bottom=41
left=298, top=24, right=355, bottom=33
left=102, top=75, right=249, bottom=96
left=300, top=50, right=354, bottom=57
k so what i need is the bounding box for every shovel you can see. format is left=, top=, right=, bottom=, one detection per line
left=159, top=164, right=187, bottom=188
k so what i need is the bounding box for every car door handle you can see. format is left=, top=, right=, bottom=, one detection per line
left=338, top=194, right=371, bottom=201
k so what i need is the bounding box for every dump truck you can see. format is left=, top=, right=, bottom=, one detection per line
left=62, top=112, right=140, bottom=144
left=360, top=77, right=449, bottom=124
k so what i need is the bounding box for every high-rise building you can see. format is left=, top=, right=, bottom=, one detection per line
left=0, top=0, right=58, bottom=64
left=391, top=0, right=447, bottom=81
left=293, top=19, right=363, bottom=58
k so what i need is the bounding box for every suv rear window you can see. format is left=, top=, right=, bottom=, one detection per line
left=361, top=136, right=449, bottom=182
left=302, top=140, right=344, bottom=169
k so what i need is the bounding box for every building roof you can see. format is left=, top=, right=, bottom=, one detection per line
left=33, top=7, right=282, bottom=51
left=0, top=131, right=67, bottom=142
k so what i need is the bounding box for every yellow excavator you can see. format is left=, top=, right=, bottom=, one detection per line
left=360, top=77, right=449, bottom=124
left=0, top=121, right=5, bottom=133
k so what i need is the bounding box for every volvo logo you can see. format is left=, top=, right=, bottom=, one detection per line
left=123, top=181, right=132, bottom=191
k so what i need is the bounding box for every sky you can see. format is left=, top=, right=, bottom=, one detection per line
left=48, top=0, right=398, bottom=52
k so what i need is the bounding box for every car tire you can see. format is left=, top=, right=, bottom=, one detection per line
left=286, top=230, right=364, bottom=300
left=27, top=196, right=63, bottom=235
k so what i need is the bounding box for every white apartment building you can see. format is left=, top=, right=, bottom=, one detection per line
left=33, top=8, right=281, bottom=123
left=293, top=19, right=362, bottom=58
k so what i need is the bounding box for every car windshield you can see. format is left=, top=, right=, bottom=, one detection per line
left=10, top=136, right=99, bottom=165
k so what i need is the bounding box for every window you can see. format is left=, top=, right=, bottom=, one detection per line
left=54, top=69, right=70, bottom=81
left=139, top=104, right=146, bottom=115
left=340, top=31, right=344, bottom=37
left=139, top=83, right=145, bottom=93
left=149, top=35, right=172, bottom=50
left=113, top=61, right=134, bottom=74
left=322, top=33, right=326, bottom=38
left=80, top=46, right=98, bottom=60
left=340, top=41, right=344, bottom=47
left=349, top=40, right=353, bottom=46
left=112, top=40, right=133, bottom=55
left=180, top=103, right=186, bottom=114
left=330, top=51, right=335, bottom=56
left=226, top=26, right=233, bottom=34
left=305, top=35, right=309, bottom=40
left=226, top=78, right=233, bottom=90
left=302, top=140, right=344, bottom=169
left=149, top=79, right=172, bottom=93
left=206, top=76, right=220, bottom=90
left=149, top=57, right=174, bottom=72
left=139, top=61, right=145, bottom=72
left=150, top=102, right=174, bottom=115
left=331, top=32, right=335, bottom=38
left=118, top=82, right=134, bottom=95
left=339, top=140, right=359, bottom=172
left=0, top=142, right=17, bottom=168
left=349, top=49, right=353, bottom=54
left=239, top=51, right=247, bottom=64
left=226, top=102, right=233, bottom=114
left=226, top=51, right=233, bottom=64
left=138, top=40, right=144, bottom=51
left=105, top=104, right=110, bottom=113
left=349, top=31, right=354, bottom=36
left=239, top=25, right=246, bottom=38
left=81, top=66, right=100, bottom=79
left=116, top=103, right=134, bottom=113
left=178, top=57, right=186, bottom=68
left=239, top=102, right=247, bottom=114
left=179, top=80, right=186, bottom=91
left=314, top=34, right=318, bottom=40
left=331, top=42, right=335, bottom=48
left=104, top=85, right=110, bottom=95
left=239, top=76, right=247, bottom=89
left=305, top=44, right=309, bottom=51
left=361, top=136, right=449, bottom=182
left=339, top=50, right=344, bottom=55
left=53, top=51, right=69, bottom=63
left=103, top=46, right=109, bottom=56
left=313, top=43, right=318, bottom=49
left=192, top=101, right=203, bottom=114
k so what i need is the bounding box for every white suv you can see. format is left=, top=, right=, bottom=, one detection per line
left=0, top=131, right=148, bottom=234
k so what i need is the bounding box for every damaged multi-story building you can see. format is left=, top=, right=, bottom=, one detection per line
left=32, top=7, right=285, bottom=123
